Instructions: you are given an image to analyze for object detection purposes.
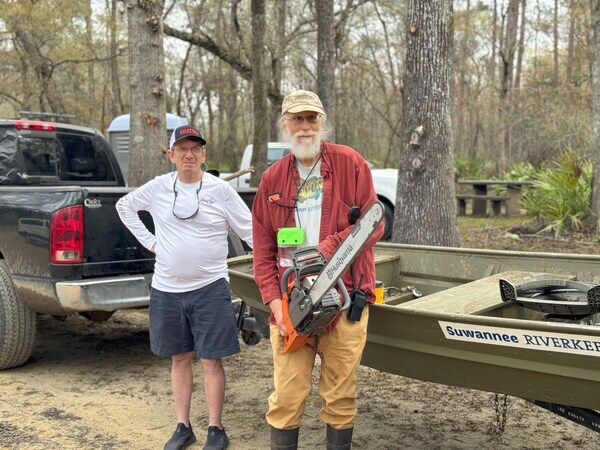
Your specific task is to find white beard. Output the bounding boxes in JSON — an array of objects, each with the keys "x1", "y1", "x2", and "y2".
[{"x1": 285, "y1": 129, "x2": 323, "y2": 162}]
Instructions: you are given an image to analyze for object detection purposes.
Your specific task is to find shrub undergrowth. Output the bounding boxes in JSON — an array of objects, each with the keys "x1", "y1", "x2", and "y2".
[
  {"x1": 520, "y1": 151, "x2": 592, "y2": 237},
  {"x1": 454, "y1": 152, "x2": 593, "y2": 238}
]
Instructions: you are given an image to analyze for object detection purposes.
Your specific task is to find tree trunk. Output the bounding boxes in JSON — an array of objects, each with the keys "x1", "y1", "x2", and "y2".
[
  {"x1": 590, "y1": 0, "x2": 600, "y2": 232},
  {"x1": 553, "y1": 0, "x2": 559, "y2": 84},
  {"x1": 567, "y1": 0, "x2": 576, "y2": 84},
  {"x1": 84, "y1": 0, "x2": 95, "y2": 125},
  {"x1": 225, "y1": 64, "x2": 239, "y2": 172},
  {"x1": 512, "y1": 0, "x2": 527, "y2": 162},
  {"x1": 486, "y1": 0, "x2": 499, "y2": 162},
  {"x1": 499, "y1": 0, "x2": 519, "y2": 174},
  {"x1": 393, "y1": 0, "x2": 460, "y2": 247},
  {"x1": 126, "y1": 0, "x2": 168, "y2": 187},
  {"x1": 250, "y1": 0, "x2": 269, "y2": 187},
  {"x1": 13, "y1": 29, "x2": 64, "y2": 114},
  {"x1": 206, "y1": 87, "x2": 214, "y2": 151},
  {"x1": 270, "y1": 0, "x2": 286, "y2": 141},
  {"x1": 175, "y1": 44, "x2": 192, "y2": 117},
  {"x1": 225, "y1": 1, "x2": 241, "y2": 172},
  {"x1": 455, "y1": 0, "x2": 470, "y2": 158},
  {"x1": 109, "y1": 0, "x2": 124, "y2": 118},
  {"x1": 514, "y1": 0, "x2": 527, "y2": 90},
  {"x1": 317, "y1": 0, "x2": 336, "y2": 140}
]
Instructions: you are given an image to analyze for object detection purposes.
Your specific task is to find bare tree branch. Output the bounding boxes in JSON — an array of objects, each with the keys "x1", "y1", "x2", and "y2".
[{"x1": 164, "y1": 23, "x2": 283, "y2": 104}]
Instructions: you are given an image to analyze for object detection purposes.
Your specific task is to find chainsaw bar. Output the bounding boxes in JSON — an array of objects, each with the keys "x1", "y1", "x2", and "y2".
[{"x1": 306, "y1": 200, "x2": 384, "y2": 305}]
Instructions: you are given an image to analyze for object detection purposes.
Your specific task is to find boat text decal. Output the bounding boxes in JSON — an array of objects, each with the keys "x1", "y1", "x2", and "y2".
[{"x1": 438, "y1": 321, "x2": 600, "y2": 357}]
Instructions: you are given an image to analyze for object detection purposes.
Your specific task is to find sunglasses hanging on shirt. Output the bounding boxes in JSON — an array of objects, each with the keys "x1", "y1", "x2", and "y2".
[{"x1": 172, "y1": 176, "x2": 202, "y2": 220}]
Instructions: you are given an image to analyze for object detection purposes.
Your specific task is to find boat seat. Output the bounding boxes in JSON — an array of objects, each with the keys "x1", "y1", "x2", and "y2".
[{"x1": 399, "y1": 271, "x2": 576, "y2": 315}]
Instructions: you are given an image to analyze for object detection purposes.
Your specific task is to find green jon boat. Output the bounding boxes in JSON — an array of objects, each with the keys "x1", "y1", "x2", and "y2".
[{"x1": 227, "y1": 242, "x2": 600, "y2": 430}]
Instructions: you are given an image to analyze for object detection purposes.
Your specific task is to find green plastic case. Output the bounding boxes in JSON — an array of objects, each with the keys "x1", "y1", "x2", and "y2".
[{"x1": 277, "y1": 227, "x2": 305, "y2": 246}]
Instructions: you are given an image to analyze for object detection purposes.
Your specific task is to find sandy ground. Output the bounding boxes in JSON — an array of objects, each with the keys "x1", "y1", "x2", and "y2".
[{"x1": 0, "y1": 307, "x2": 599, "y2": 450}]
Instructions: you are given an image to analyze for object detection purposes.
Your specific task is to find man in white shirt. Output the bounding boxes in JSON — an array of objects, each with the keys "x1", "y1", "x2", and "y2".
[{"x1": 116, "y1": 125, "x2": 252, "y2": 450}]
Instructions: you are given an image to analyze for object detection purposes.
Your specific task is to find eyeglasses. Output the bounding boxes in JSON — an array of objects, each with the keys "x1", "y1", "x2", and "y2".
[
  {"x1": 172, "y1": 177, "x2": 202, "y2": 220},
  {"x1": 172, "y1": 145, "x2": 204, "y2": 154},
  {"x1": 284, "y1": 114, "x2": 322, "y2": 125}
]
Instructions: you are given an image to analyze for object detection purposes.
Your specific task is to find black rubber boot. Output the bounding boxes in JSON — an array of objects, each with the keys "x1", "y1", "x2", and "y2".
[
  {"x1": 326, "y1": 425, "x2": 353, "y2": 450},
  {"x1": 270, "y1": 426, "x2": 299, "y2": 450}
]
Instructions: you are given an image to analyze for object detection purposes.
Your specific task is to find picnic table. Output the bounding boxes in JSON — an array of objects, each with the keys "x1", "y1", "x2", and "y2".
[{"x1": 456, "y1": 180, "x2": 534, "y2": 216}]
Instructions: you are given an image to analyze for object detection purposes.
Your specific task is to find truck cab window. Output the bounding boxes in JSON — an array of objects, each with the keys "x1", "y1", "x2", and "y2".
[
  {"x1": 58, "y1": 134, "x2": 116, "y2": 182},
  {"x1": 19, "y1": 138, "x2": 58, "y2": 177}
]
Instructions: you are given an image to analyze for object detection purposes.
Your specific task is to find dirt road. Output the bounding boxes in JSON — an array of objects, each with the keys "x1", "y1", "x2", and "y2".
[{"x1": 0, "y1": 308, "x2": 598, "y2": 449}]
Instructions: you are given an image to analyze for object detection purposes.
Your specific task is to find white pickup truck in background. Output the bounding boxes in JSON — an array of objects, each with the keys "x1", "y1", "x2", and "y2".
[{"x1": 223, "y1": 142, "x2": 397, "y2": 239}]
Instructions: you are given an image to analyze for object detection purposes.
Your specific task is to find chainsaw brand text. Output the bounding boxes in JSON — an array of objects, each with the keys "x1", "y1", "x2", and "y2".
[{"x1": 326, "y1": 244, "x2": 353, "y2": 280}]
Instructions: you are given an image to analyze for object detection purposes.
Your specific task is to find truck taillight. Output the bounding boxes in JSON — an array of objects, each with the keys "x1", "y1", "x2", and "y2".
[
  {"x1": 50, "y1": 205, "x2": 84, "y2": 264},
  {"x1": 15, "y1": 120, "x2": 57, "y2": 131}
]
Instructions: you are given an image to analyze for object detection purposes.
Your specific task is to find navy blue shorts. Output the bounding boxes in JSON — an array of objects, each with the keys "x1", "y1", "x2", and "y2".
[{"x1": 149, "y1": 278, "x2": 240, "y2": 359}]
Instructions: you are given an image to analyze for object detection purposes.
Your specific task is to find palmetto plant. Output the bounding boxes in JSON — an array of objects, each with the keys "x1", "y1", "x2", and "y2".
[
  {"x1": 504, "y1": 162, "x2": 540, "y2": 182},
  {"x1": 454, "y1": 158, "x2": 497, "y2": 180},
  {"x1": 521, "y1": 151, "x2": 592, "y2": 237}
]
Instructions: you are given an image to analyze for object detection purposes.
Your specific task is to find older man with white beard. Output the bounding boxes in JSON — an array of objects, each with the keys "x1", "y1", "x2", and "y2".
[{"x1": 251, "y1": 90, "x2": 384, "y2": 450}]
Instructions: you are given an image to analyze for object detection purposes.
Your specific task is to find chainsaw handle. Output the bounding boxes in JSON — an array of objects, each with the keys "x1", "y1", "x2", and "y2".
[
  {"x1": 337, "y1": 278, "x2": 352, "y2": 311},
  {"x1": 292, "y1": 247, "x2": 326, "y2": 278},
  {"x1": 280, "y1": 266, "x2": 295, "y2": 296}
]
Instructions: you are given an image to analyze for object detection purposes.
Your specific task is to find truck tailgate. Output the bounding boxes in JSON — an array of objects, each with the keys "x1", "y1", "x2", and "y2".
[{"x1": 82, "y1": 187, "x2": 154, "y2": 277}]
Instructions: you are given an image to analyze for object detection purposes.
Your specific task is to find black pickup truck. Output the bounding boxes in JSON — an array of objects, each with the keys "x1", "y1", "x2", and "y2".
[{"x1": 0, "y1": 118, "x2": 155, "y2": 370}]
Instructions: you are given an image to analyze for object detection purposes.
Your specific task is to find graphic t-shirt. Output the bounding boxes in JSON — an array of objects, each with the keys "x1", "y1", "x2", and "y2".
[{"x1": 295, "y1": 159, "x2": 323, "y2": 246}]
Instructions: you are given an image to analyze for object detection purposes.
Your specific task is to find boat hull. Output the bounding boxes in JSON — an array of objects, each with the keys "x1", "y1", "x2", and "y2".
[
  {"x1": 365, "y1": 303, "x2": 600, "y2": 410},
  {"x1": 227, "y1": 243, "x2": 600, "y2": 410}
]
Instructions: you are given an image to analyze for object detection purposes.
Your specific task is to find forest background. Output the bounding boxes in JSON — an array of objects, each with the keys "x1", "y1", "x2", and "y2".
[
  {"x1": 0, "y1": 0, "x2": 593, "y2": 170},
  {"x1": 1, "y1": 0, "x2": 599, "y2": 244}
]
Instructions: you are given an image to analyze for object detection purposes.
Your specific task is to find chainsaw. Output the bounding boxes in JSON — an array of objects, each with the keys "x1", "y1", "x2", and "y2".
[{"x1": 280, "y1": 201, "x2": 385, "y2": 353}]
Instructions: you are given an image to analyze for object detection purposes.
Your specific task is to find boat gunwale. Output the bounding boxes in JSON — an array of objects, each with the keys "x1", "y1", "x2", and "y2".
[
  {"x1": 227, "y1": 245, "x2": 600, "y2": 337},
  {"x1": 376, "y1": 241, "x2": 600, "y2": 262},
  {"x1": 375, "y1": 302, "x2": 600, "y2": 336}
]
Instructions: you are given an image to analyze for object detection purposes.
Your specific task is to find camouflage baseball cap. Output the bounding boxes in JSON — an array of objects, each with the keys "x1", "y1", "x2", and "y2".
[{"x1": 281, "y1": 90, "x2": 326, "y2": 116}]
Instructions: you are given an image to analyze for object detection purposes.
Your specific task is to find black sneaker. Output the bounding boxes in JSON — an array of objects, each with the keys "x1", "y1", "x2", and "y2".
[
  {"x1": 203, "y1": 426, "x2": 229, "y2": 450},
  {"x1": 164, "y1": 423, "x2": 197, "y2": 450}
]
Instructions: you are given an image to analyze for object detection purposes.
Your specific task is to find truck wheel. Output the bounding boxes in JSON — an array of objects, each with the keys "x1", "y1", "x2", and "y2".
[
  {"x1": 241, "y1": 329, "x2": 261, "y2": 346},
  {"x1": 0, "y1": 261, "x2": 36, "y2": 370}
]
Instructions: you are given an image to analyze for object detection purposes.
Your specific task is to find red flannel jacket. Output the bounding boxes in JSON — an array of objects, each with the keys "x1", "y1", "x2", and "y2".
[{"x1": 251, "y1": 141, "x2": 384, "y2": 307}]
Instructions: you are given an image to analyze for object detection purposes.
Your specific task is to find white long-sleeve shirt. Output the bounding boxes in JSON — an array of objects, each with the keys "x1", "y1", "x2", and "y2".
[{"x1": 116, "y1": 171, "x2": 253, "y2": 292}]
